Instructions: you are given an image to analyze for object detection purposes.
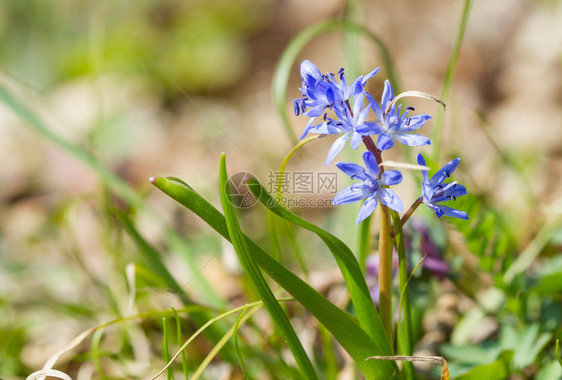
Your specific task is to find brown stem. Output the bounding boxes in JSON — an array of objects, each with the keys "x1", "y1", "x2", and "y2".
[
  {"x1": 378, "y1": 203, "x2": 394, "y2": 347},
  {"x1": 400, "y1": 197, "x2": 423, "y2": 227},
  {"x1": 361, "y1": 136, "x2": 384, "y2": 177}
]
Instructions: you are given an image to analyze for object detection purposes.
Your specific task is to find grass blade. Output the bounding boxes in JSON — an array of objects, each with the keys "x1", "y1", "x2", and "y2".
[
  {"x1": 219, "y1": 154, "x2": 318, "y2": 380},
  {"x1": 430, "y1": 0, "x2": 472, "y2": 162},
  {"x1": 246, "y1": 178, "x2": 392, "y2": 355},
  {"x1": 151, "y1": 176, "x2": 396, "y2": 379}
]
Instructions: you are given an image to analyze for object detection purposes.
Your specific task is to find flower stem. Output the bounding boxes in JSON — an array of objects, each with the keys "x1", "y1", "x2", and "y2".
[
  {"x1": 363, "y1": 134, "x2": 394, "y2": 346},
  {"x1": 378, "y1": 203, "x2": 394, "y2": 347},
  {"x1": 401, "y1": 197, "x2": 423, "y2": 227},
  {"x1": 362, "y1": 136, "x2": 384, "y2": 174}
]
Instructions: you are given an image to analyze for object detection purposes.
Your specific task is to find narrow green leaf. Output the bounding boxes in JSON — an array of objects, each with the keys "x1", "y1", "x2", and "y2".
[
  {"x1": 431, "y1": 0, "x2": 472, "y2": 162},
  {"x1": 172, "y1": 308, "x2": 189, "y2": 380},
  {"x1": 116, "y1": 210, "x2": 188, "y2": 301},
  {"x1": 272, "y1": 20, "x2": 399, "y2": 144},
  {"x1": 233, "y1": 307, "x2": 252, "y2": 380},
  {"x1": 391, "y1": 210, "x2": 414, "y2": 380},
  {"x1": 246, "y1": 178, "x2": 392, "y2": 355},
  {"x1": 358, "y1": 215, "x2": 372, "y2": 273},
  {"x1": 162, "y1": 317, "x2": 174, "y2": 380},
  {"x1": 151, "y1": 176, "x2": 396, "y2": 379},
  {"x1": 219, "y1": 154, "x2": 318, "y2": 380}
]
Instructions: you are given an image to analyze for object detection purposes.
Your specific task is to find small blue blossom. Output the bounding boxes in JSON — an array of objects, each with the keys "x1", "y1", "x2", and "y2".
[
  {"x1": 304, "y1": 92, "x2": 371, "y2": 165},
  {"x1": 333, "y1": 151, "x2": 404, "y2": 223},
  {"x1": 417, "y1": 154, "x2": 468, "y2": 220},
  {"x1": 356, "y1": 80, "x2": 431, "y2": 151},
  {"x1": 294, "y1": 60, "x2": 379, "y2": 164}
]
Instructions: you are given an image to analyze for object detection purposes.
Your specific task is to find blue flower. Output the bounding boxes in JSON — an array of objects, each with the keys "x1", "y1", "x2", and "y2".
[
  {"x1": 294, "y1": 61, "x2": 379, "y2": 164},
  {"x1": 303, "y1": 92, "x2": 371, "y2": 165},
  {"x1": 333, "y1": 151, "x2": 404, "y2": 223},
  {"x1": 417, "y1": 154, "x2": 468, "y2": 219},
  {"x1": 356, "y1": 80, "x2": 431, "y2": 151},
  {"x1": 294, "y1": 60, "x2": 379, "y2": 118}
]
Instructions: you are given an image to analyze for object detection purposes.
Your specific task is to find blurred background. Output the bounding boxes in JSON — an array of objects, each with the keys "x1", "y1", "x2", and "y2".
[{"x1": 1, "y1": 0, "x2": 561, "y2": 378}]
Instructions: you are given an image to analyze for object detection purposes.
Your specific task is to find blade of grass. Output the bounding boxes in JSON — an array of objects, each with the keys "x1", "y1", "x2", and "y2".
[
  {"x1": 358, "y1": 215, "x2": 372, "y2": 272},
  {"x1": 247, "y1": 177, "x2": 392, "y2": 355},
  {"x1": 116, "y1": 210, "x2": 188, "y2": 302},
  {"x1": 172, "y1": 308, "x2": 189, "y2": 380},
  {"x1": 162, "y1": 317, "x2": 174, "y2": 380},
  {"x1": 273, "y1": 20, "x2": 399, "y2": 144},
  {"x1": 190, "y1": 305, "x2": 261, "y2": 380},
  {"x1": 233, "y1": 307, "x2": 252, "y2": 380},
  {"x1": 430, "y1": 0, "x2": 472, "y2": 162},
  {"x1": 151, "y1": 176, "x2": 396, "y2": 379},
  {"x1": 152, "y1": 300, "x2": 275, "y2": 380},
  {"x1": 318, "y1": 324, "x2": 338, "y2": 380},
  {"x1": 219, "y1": 154, "x2": 318, "y2": 380},
  {"x1": 268, "y1": 135, "x2": 322, "y2": 275}
]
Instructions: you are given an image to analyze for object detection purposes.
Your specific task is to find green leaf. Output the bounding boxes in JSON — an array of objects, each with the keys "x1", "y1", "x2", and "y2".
[
  {"x1": 151, "y1": 175, "x2": 396, "y2": 379},
  {"x1": 218, "y1": 154, "x2": 318, "y2": 380},
  {"x1": 452, "y1": 353, "x2": 510, "y2": 380},
  {"x1": 272, "y1": 20, "x2": 399, "y2": 144},
  {"x1": 246, "y1": 177, "x2": 392, "y2": 356},
  {"x1": 532, "y1": 272, "x2": 562, "y2": 296},
  {"x1": 536, "y1": 360, "x2": 562, "y2": 380},
  {"x1": 116, "y1": 210, "x2": 188, "y2": 301}
]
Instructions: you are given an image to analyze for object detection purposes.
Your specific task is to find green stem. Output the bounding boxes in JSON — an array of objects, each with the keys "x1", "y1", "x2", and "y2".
[{"x1": 391, "y1": 210, "x2": 414, "y2": 380}]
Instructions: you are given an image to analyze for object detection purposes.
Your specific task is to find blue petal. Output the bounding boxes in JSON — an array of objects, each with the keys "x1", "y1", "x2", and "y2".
[
  {"x1": 381, "y1": 80, "x2": 394, "y2": 109},
  {"x1": 381, "y1": 170, "x2": 403, "y2": 186},
  {"x1": 355, "y1": 105, "x2": 371, "y2": 126},
  {"x1": 430, "y1": 158, "x2": 460, "y2": 187},
  {"x1": 444, "y1": 183, "x2": 467, "y2": 197},
  {"x1": 432, "y1": 204, "x2": 468, "y2": 219},
  {"x1": 304, "y1": 105, "x2": 326, "y2": 118},
  {"x1": 400, "y1": 114, "x2": 431, "y2": 132},
  {"x1": 307, "y1": 121, "x2": 343, "y2": 135},
  {"x1": 301, "y1": 60, "x2": 322, "y2": 81},
  {"x1": 417, "y1": 153, "x2": 430, "y2": 183},
  {"x1": 352, "y1": 92, "x2": 364, "y2": 115},
  {"x1": 365, "y1": 92, "x2": 384, "y2": 122},
  {"x1": 333, "y1": 183, "x2": 371, "y2": 205},
  {"x1": 377, "y1": 133, "x2": 395, "y2": 150},
  {"x1": 335, "y1": 162, "x2": 368, "y2": 181},
  {"x1": 393, "y1": 133, "x2": 431, "y2": 147},
  {"x1": 362, "y1": 151, "x2": 379, "y2": 179},
  {"x1": 380, "y1": 188, "x2": 403, "y2": 212},
  {"x1": 421, "y1": 181, "x2": 433, "y2": 202},
  {"x1": 325, "y1": 133, "x2": 350, "y2": 165},
  {"x1": 356, "y1": 196, "x2": 378, "y2": 223},
  {"x1": 350, "y1": 131, "x2": 363, "y2": 149},
  {"x1": 356, "y1": 122, "x2": 385, "y2": 135},
  {"x1": 362, "y1": 67, "x2": 380, "y2": 83}
]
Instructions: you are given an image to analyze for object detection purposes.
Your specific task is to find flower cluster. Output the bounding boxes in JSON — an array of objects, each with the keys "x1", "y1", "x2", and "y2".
[{"x1": 294, "y1": 60, "x2": 468, "y2": 223}]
